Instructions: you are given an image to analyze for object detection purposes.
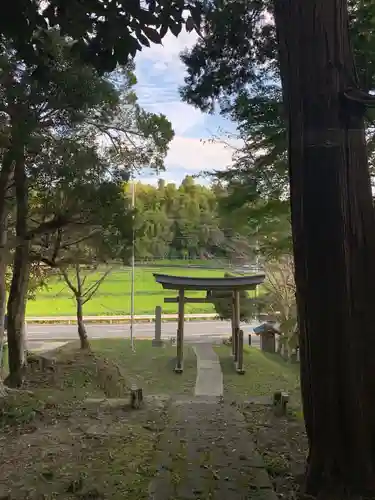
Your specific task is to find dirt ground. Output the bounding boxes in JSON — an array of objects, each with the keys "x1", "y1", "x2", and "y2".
[
  {"x1": 0, "y1": 347, "x2": 171, "y2": 500},
  {"x1": 215, "y1": 345, "x2": 308, "y2": 500},
  {"x1": 1, "y1": 342, "x2": 308, "y2": 500},
  {"x1": 241, "y1": 404, "x2": 307, "y2": 500}
]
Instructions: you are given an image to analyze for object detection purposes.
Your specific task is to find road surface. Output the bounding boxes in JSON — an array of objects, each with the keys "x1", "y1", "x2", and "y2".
[{"x1": 26, "y1": 320, "x2": 261, "y2": 349}]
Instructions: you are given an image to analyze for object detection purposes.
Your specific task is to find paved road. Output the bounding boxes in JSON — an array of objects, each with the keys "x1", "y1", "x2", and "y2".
[{"x1": 26, "y1": 320, "x2": 261, "y2": 348}]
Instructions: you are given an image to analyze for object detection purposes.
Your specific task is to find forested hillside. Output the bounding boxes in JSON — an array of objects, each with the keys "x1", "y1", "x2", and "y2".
[{"x1": 130, "y1": 176, "x2": 263, "y2": 263}]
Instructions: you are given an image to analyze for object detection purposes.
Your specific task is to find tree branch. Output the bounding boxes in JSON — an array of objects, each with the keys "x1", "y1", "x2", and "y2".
[
  {"x1": 51, "y1": 228, "x2": 62, "y2": 263},
  {"x1": 59, "y1": 228, "x2": 100, "y2": 250},
  {"x1": 82, "y1": 268, "x2": 112, "y2": 304},
  {"x1": 60, "y1": 268, "x2": 78, "y2": 296},
  {"x1": 26, "y1": 214, "x2": 73, "y2": 240},
  {"x1": 75, "y1": 263, "x2": 82, "y2": 295}
]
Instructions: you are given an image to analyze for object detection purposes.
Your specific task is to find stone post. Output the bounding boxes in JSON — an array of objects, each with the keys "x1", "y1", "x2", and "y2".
[
  {"x1": 231, "y1": 291, "x2": 236, "y2": 358},
  {"x1": 236, "y1": 329, "x2": 245, "y2": 374},
  {"x1": 175, "y1": 289, "x2": 184, "y2": 373},
  {"x1": 152, "y1": 306, "x2": 163, "y2": 347}
]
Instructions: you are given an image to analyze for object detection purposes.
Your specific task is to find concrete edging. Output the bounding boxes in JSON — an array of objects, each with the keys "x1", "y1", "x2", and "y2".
[{"x1": 25, "y1": 313, "x2": 219, "y2": 325}]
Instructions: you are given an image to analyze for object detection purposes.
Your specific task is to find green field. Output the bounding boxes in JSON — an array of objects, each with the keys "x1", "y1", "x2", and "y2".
[{"x1": 27, "y1": 265, "x2": 253, "y2": 317}]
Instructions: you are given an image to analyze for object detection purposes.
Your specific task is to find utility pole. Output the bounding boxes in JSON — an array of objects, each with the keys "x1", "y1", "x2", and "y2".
[{"x1": 130, "y1": 178, "x2": 136, "y2": 352}]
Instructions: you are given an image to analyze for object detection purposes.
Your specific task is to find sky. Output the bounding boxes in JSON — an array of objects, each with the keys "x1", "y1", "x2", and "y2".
[{"x1": 134, "y1": 30, "x2": 239, "y2": 186}]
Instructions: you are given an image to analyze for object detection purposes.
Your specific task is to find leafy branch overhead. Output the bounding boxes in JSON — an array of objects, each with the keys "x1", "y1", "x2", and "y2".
[
  {"x1": 0, "y1": 31, "x2": 174, "y2": 381},
  {"x1": 1, "y1": 0, "x2": 202, "y2": 72},
  {"x1": 180, "y1": 0, "x2": 375, "y2": 246}
]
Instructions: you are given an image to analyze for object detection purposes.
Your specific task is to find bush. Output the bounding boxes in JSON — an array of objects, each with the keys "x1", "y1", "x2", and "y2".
[{"x1": 209, "y1": 273, "x2": 257, "y2": 321}]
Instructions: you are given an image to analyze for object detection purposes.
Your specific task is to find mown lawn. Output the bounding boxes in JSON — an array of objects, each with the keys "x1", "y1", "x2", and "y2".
[
  {"x1": 27, "y1": 265, "x2": 227, "y2": 316},
  {"x1": 215, "y1": 344, "x2": 301, "y2": 406},
  {"x1": 92, "y1": 339, "x2": 197, "y2": 396}
]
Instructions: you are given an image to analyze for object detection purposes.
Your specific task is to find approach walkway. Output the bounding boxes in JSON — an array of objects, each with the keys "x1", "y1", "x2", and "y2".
[{"x1": 148, "y1": 343, "x2": 277, "y2": 500}]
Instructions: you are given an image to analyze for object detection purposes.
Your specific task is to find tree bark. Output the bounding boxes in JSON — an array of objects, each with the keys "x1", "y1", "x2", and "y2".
[
  {"x1": 5, "y1": 151, "x2": 29, "y2": 387},
  {"x1": 76, "y1": 296, "x2": 89, "y2": 349},
  {"x1": 274, "y1": 0, "x2": 375, "y2": 496},
  {"x1": 0, "y1": 215, "x2": 8, "y2": 387},
  {"x1": 0, "y1": 151, "x2": 14, "y2": 350}
]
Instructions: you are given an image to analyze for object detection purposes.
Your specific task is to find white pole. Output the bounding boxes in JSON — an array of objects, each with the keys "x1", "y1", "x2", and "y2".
[{"x1": 130, "y1": 179, "x2": 136, "y2": 351}]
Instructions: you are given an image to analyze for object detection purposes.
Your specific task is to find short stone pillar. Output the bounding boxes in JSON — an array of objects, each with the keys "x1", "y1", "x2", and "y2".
[
  {"x1": 291, "y1": 347, "x2": 300, "y2": 363},
  {"x1": 152, "y1": 306, "x2": 163, "y2": 347},
  {"x1": 236, "y1": 329, "x2": 245, "y2": 374},
  {"x1": 260, "y1": 330, "x2": 276, "y2": 353}
]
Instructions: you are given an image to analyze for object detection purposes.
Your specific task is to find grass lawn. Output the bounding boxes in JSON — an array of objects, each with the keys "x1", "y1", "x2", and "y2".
[
  {"x1": 27, "y1": 265, "x2": 229, "y2": 317},
  {"x1": 92, "y1": 339, "x2": 197, "y2": 396},
  {"x1": 215, "y1": 344, "x2": 301, "y2": 405},
  {"x1": 0, "y1": 339, "x2": 196, "y2": 499}
]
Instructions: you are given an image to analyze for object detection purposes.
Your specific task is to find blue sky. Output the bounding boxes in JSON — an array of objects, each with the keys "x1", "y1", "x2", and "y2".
[{"x1": 134, "y1": 30, "x2": 240, "y2": 185}]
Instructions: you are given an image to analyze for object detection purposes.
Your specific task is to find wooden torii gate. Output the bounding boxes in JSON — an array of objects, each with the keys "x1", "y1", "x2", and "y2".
[{"x1": 153, "y1": 273, "x2": 265, "y2": 374}]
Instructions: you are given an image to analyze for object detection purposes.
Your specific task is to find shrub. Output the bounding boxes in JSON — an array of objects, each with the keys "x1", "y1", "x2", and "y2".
[{"x1": 209, "y1": 273, "x2": 257, "y2": 321}]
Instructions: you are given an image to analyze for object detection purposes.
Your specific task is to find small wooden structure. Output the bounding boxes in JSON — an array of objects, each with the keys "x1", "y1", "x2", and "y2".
[
  {"x1": 153, "y1": 273, "x2": 265, "y2": 374},
  {"x1": 253, "y1": 322, "x2": 280, "y2": 353}
]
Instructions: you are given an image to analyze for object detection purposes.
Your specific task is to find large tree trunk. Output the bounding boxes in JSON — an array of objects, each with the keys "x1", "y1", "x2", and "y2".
[
  {"x1": 0, "y1": 150, "x2": 14, "y2": 344},
  {"x1": 0, "y1": 146, "x2": 16, "y2": 394},
  {"x1": 274, "y1": 0, "x2": 375, "y2": 496},
  {"x1": 5, "y1": 152, "x2": 29, "y2": 388},
  {"x1": 6, "y1": 243, "x2": 30, "y2": 387},
  {"x1": 0, "y1": 216, "x2": 8, "y2": 388},
  {"x1": 76, "y1": 296, "x2": 89, "y2": 349}
]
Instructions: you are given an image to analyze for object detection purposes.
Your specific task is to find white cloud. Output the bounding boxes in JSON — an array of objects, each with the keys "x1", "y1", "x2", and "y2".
[
  {"x1": 137, "y1": 175, "x2": 180, "y2": 186},
  {"x1": 155, "y1": 102, "x2": 205, "y2": 136},
  {"x1": 136, "y1": 30, "x2": 198, "y2": 76},
  {"x1": 134, "y1": 30, "x2": 241, "y2": 181},
  {"x1": 165, "y1": 136, "x2": 243, "y2": 173},
  {"x1": 134, "y1": 30, "x2": 206, "y2": 136}
]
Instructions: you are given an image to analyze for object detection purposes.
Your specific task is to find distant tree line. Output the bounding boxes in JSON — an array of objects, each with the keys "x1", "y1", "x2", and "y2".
[{"x1": 131, "y1": 176, "x2": 262, "y2": 263}]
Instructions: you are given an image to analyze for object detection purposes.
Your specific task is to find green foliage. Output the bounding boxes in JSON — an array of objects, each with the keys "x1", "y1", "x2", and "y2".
[
  {"x1": 0, "y1": 30, "x2": 175, "y2": 342},
  {"x1": 210, "y1": 273, "x2": 257, "y2": 322},
  {"x1": 0, "y1": 1, "x2": 202, "y2": 73},
  {"x1": 131, "y1": 176, "x2": 233, "y2": 261},
  {"x1": 18, "y1": 35, "x2": 174, "y2": 272},
  {"x1": 180, "y1": 0, "x2": 375, "y2": 253}
]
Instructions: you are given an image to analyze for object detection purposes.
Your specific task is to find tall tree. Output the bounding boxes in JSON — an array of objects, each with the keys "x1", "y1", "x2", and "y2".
[
  {"x1": 181, "y1": 0, "x2": 375, "y2": 257},
  {"x1": 1, "y1": 33, "x2": 173, "y2": 386},
  {"x1": 0, "y1": 33, "x2": 117, "y2": 386},
  {"x1": 274, "y1": 1, "x2": 375, "y2": 495},
  {"x1": 181, "y1": 0, "x2": 375, "y2": 496}
]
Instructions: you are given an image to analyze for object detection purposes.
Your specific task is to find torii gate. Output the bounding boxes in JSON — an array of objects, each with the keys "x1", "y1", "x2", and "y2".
[{"x1": 153, "y1": 273, "x2": 265, "y2": 374}]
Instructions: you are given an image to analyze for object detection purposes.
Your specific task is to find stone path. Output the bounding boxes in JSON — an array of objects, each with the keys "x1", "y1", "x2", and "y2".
[
  {"x1": 27, "y1": 341, "x2": 68, "y2": 352},
  {"x1": 149, "y1": 343, "x2": 277, "y2": 500},
  {"x1": 193, "y1": 344, "x2": 223, "y2": 397}
]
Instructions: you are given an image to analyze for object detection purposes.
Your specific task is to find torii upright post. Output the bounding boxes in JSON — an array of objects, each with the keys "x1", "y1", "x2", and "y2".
[
  {"x1": 231, "y1": 291, "x2": 237, "y2": 359},
  {"x1": 233, "y1": 290, "x2": 240, "y2": 364},
  {"x1": 175, "y1": 288, "x2": 184, "y2": 373},
  {"x1": 233, "y1": 290, "x2": 245, "y2": 373}
]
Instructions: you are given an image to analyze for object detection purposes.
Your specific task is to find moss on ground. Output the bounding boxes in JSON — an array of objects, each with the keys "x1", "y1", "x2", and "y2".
[
  {"x1": 215, "y1": 344, "x2": 307, "y2": 498},
  {"x1": 0, "y1": 341, "x2": 182, "y2": 500},
  {"x1": 92, "y1": 339, "x2": 197, "y2": 396},
  {"x1": 215, "y1": 344, "x2": 301, "y2": 406}
]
